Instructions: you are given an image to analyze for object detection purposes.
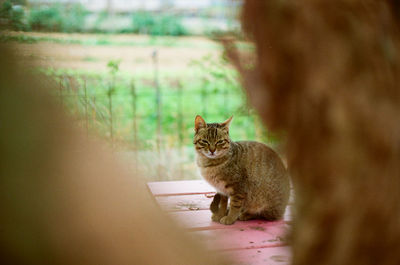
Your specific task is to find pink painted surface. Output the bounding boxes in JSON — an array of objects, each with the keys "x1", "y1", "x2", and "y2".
[
  {"x1": 147, "y1": 180, "x2": 292, "y2": 265},
  {"x1": 169, "y1": 209, "x2": 291, "y2": 230},
  {"x1": 156, "y1": 194, "x2": 294, "y2": 212},
  {"x1": 156, "y1": 194, "x2": 213, "y2": 211},
  {"x1": 193, "y1": 224, "x2": 289, "y2": 250},
  {"x1": 224, "y1": 246, "x2": 291, "y2": 265},
  {"x1": 149, "y1": 180, "x2": 294, "y2": 204}
]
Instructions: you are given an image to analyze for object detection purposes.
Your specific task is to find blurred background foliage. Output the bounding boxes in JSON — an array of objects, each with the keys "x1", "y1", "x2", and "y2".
[
  {"x1": 0, "y1": 0, "x2": 241, "y2": 35},
  {"x1": 28, "y1": 3, "x2": 88, "y2": 32},
  {"x1": 0, "y1": 0, "x2": 280, "y2": 180}
]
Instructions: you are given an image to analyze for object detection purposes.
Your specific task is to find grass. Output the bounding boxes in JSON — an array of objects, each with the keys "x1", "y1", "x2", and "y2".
[
  {"x1": 11, "y1": 32, "x2": 269, "y2": 150},
  {"x1": 41, "y1": 55, "x2": 276, "y2": 152},
  {"x1": 1, "y1": 32, "x2": 253, "y2": 50},
  {"x1": 0, "y1": 33, "x2": 214, "y2": 47},
  {"x1": 47, "y1": 63, "x2": 277, "y2": 181},
  {"x1": 82, "y1": 56, "x2": 100, "y2": 62}
]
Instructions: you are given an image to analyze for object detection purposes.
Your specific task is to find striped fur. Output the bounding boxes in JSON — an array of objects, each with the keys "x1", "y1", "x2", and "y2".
[{"x1": 194, "y1": 115, "x2": 290, "y2": 225}]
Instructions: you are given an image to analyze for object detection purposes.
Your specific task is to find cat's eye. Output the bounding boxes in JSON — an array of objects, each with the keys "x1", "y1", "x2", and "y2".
[
  {"x1": 216, "y1": 140, "x2": 225, "y2": 145},
  {"x1": 200, "y1": 140, "x2": 209, "y2": 145}
]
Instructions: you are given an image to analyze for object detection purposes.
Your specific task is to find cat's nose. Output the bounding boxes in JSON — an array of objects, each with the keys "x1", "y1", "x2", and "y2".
[{"x1": 209, "y1": 147, "x2": 216, "y2": 154}]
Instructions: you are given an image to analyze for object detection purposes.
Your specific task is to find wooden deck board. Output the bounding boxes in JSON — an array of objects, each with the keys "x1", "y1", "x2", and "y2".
[
  {"x1": 155, "y1": 194, "x2": 213, "y2": 211},
  {"x1": 147, "y1": 180, "x2": 292, "y2": 265},
  {"x1": 192, "y1": 225, "x2": 289, "y2": 250},
  {"x1": 225, "y1": 246, "x2": 291, "y2": 265},
  {"x1": 148, "y1": 180, "x2": 215, "y2": 196},
  {"x1": 168, "y1": 209, "x2": 291, "y2": 230},
  {"x1": 156, "y1": 194, "x2": 294, "y2": 212}
]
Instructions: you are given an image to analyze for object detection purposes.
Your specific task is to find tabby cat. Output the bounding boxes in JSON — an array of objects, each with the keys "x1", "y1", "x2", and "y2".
[{"x1": 193, "y1": 115, "x2": 290, "y2": 225}]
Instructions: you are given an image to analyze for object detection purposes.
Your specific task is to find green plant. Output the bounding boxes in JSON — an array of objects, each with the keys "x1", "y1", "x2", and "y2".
[
  {"x1": 107, "y1": 59, "x2": 121, "y2": 75},
  {"x1": 93, "y1": 10, "x2": 108, "y2": 32},
  {"x1": 42, "y1": 52, "x2": 275, "y2": 151},
  {"x1": 0, "y1": 34, "x2": 36, "y2": 43},
  {"x1": 28, "y1": 4, "x2": 62, "y2": 31},
  {"x1": 63, "y1": 3, "x2": 87, "y2": 32},
  {"x1": 28, "y1": 3, "x2": 88, "y2": 32},
  {"x1": 0, "y1": 0, "x2": 28, "y2": 31},
  {"x1": 130, "y1": 11, "x2": 187, "y2": 36}
]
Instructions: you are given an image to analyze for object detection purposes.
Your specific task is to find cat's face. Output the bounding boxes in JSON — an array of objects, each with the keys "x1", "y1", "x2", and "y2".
[{"x1": 193, "y1": 115, "x2": 232, "y2": 159}]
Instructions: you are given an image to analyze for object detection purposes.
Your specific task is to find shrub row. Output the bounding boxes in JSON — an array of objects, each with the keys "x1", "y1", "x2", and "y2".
[{"x1": 0, "y1": 1, "x2": 188, "y2": 35}]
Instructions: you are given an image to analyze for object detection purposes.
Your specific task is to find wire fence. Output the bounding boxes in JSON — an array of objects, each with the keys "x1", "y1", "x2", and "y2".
[
  {"x1": 49, "y1": 57, "x2": 275, "y2": 180},
  {"x1": 57, "y1": 76, "x2": 268, "y2": 143}
]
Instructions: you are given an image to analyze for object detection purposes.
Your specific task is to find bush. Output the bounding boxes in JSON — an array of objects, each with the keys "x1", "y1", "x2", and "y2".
[
  {"x1": 130, "y1": 11, "x2": 187, "y2": 36},
  {"x1": 0, "y1": 0, "x2": 28, "y2": 31},
  {"x1": 28, "y1": 3, "x2": 87, "y2": 32}
]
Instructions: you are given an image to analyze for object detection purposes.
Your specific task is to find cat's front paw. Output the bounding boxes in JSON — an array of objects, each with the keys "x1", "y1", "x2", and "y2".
[
  {"x1": 211, "y1": 213, "x2": 224, "y2": 222},
  {"x1": 219, "y1": 216, "x2": 236, "y2": 225}
]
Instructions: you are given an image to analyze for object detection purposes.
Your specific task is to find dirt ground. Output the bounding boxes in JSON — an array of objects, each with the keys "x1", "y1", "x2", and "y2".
[{"x1": 11, "y1": 32, "x2": 222, "y2": 73}]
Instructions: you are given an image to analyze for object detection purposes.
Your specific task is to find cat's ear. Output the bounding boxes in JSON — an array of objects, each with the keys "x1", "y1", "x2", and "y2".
[
  {"x1": 221, "y1": 116, "x2": 233, "y2": 131},
  {"x1": 195, "y1": 115, "x2": 207, "y2": 132}
]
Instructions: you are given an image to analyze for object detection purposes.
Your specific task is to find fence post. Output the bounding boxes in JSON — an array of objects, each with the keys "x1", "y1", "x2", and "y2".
[
  {"x1": 59, "y1": 76, "x2": 63, "y2": 107},
  {"x1": 201, "y1": 77, "x2": 208, "y2": 118},
  {"x1": 152, "y1": 50, "x2": 164, "y2": 179},
  {"x1": 130, "y1": 79, "x2": 139, "y2": 170},
  {"x1": 177, "y1": 81, "x2": 184, "y2": 151},
  {"x1": 130, "y1": 79, "x2": 138, "y2": 148},
  {"x1": 223, "y1": 73, "x2": 230, "y2": 115},
  {"x1": 92, "y1": 95, "x2": 96, "y2": 123},
  {"x1": 152, "y1": 50, "x2": 162, "y2": 155},
  {"x1": 83, "y1": 76, "x2": 89, "y2": 138},
  {"x1": 177, "y1": 81, "x2": 184, "y2": 178},
  {"x1": 108, "y1": 79, "x2": 114, "y2": 146}
]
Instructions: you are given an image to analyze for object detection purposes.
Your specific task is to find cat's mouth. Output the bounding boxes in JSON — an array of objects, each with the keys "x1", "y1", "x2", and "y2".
[{"x1": 202, "y1": 151, "x2": 220, "y2": 159}]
